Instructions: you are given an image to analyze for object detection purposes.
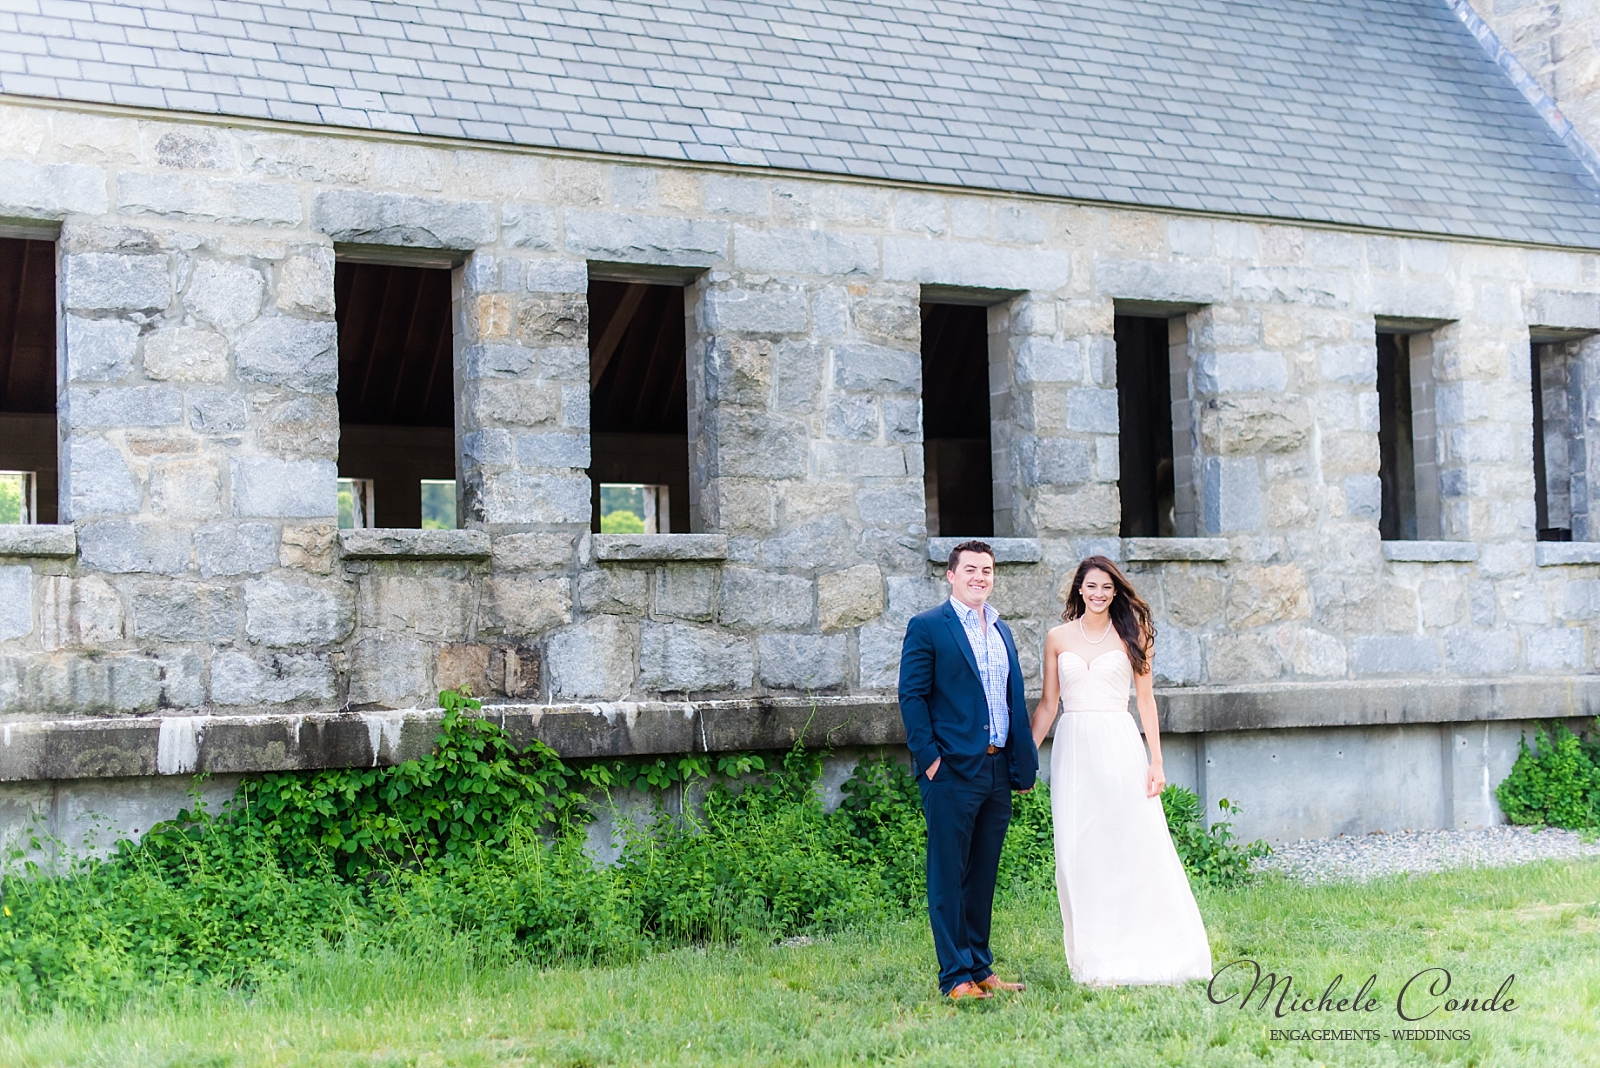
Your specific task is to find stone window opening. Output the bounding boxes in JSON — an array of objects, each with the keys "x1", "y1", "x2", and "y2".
[
  {"x1": 337, "y1": 476, "x2": 375, "y2": 529},
  {"x1": 1530, "y1": 328, "x2": 1597, "y2": 542},
  {"x1": 0, "y1": 237, "x2": 57, "y2": 524},
  {"x1": 587, "y1": 275, "x2": 691, "y2": 534},
  {"x1": 920, "y1": 302, "x2": 994, "y2": 537},
  {"x1": 598, "y1": 482, "x2": 669, "y2": 534},
  {"x1": 1115, "y1": 310, "x2": 1195, "y2": 537},
  {"x1": 1375, "y1": 326, "x2": 1441, "y2": 541},
  {"x1": 333, "y1": 259, "x2": 459, "y2": 530}
]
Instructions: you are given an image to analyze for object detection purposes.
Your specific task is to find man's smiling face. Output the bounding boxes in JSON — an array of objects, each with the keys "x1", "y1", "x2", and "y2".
[{"x1": 947, "y1": 550, "x2": 995, "y2": 608}]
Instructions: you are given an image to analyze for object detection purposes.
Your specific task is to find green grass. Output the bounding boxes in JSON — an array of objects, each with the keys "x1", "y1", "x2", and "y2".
[{"x1": 2, "y1": 858, "x2": 1595, "y2": 1067}]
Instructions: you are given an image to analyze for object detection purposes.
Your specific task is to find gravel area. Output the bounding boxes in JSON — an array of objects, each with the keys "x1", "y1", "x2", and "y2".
[{"x1": 1253, "y1": 826, "x2": 1600, "y2": 884}]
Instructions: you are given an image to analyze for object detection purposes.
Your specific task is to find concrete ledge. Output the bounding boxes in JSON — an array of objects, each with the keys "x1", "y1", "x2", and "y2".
[
  {"x1": 593, "y1": 534, "x2": 729, "y2": 562},
  {"x1": 1123, "y1": 537, "x2": 1229, "y2": 562},
  {"x1": 0, "y1": 697, "x2": 903, "y2": 781},
  {"x1": 2, "y1": 678, "x2": 1592, "y2": 783},
  {"x1": 1383, "y1": 540, "x2": 1479, "y2": 563},
  {"x1": 1156, "y1": 676, "x2": 1600, "y2": 733},
  {"x1": 339, "y1": 528, "x2": 492, "y2": 559},
  {"x1": 1535, "y1": 542, "x2": 1600, "y2": 566},
  {"x1": 0, "y1": 524, "x2": 77, "y2": 557},
  {"x1": 524, "y1": 697, "x2": 906, "y2": 759},
  {"x1": 926, "y1": 537, "x2": 1042, "y2": 564}
]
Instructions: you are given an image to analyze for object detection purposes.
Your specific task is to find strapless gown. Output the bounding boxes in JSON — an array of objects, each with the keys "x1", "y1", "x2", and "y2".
[{"x1": 1051, "y1": 648, "x2": 1212, "y2": 985}]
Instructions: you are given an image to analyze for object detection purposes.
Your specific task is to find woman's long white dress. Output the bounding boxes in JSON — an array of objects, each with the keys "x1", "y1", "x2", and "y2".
[{"x1": 1051, "y1": 648, "x2": 1212, "y2": 985}]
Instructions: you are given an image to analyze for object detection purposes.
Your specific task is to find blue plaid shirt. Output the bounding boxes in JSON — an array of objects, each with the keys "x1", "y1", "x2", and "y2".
[{"x1": 949, "y1": 597, "x2": 1010, "y2": 748}]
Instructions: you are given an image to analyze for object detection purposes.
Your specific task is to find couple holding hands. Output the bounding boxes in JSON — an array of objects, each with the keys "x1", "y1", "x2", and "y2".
[{"x1": 897, "y1": 542, "x2": 1212, "y2": 999}]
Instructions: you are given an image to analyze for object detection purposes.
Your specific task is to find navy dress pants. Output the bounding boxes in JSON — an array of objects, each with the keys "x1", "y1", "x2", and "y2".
[{"x1": 919, "y1": 748, "x2": 1013, "y2": 993}]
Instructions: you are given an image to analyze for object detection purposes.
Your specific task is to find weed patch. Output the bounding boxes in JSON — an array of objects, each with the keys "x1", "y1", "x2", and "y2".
[
  {"x1": 0, "y1": 690, "x2": 1259, "y2": 1014},
  {"x1": 1496, "y1": 720, "x2": 1600, "y2": 829}
]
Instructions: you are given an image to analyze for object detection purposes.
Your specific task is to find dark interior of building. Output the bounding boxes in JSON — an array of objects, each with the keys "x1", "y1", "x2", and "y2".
[
  {"x1": 588, "y1": 279, "x2": 691, "y2": 533},
  {"x1": 1376, "y1": 331, "x2": 1418, "y2": 541},
  {"x1": 1529, "y1": 340, "x2": 1571, "y2": 542},
  {"x1": 0, "y1": 238, "x2": 58, "y2": 524},
  {"x1": 1114, "y1": 315, "x2": 1175, "y2": 538},
  {"x1": 335, "y1": 261, "x2": 456, "y2": 528},
  {"x1": 920, "y1": 303, "x2": 993, "y2": 537}
]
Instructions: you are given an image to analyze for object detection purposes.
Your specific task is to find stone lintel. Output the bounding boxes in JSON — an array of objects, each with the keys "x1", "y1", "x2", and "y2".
[
  {"x1": 0, "y1": 524, "x2": 78, "y2": 557},
  {"x1": 593, "y1": 534, "x2": 729, "y2": 562},
  {"x1": 1375, "y1": 315, "x2": 1456, "y2": 335},
  {"x1": 338, "y1": 528, "x2": 493, "y2": 559},
  {"x1": 919, "y1": 283, "x2": 1022, "y2": 306},
  {"x1": 1, "y1": 680, "x2": 1591, "y2": 783},
  {"x1": 926, "y1": 537, "x2": 1042, "y2": 564},
  {"x1": 1382, "y1": 540, "x2": 1480, "y2": 563},
  {"x1": 312, "y1": 190, "x2": 495, "y2": 252},
  {"x1": 1535, "y1": 542, "x2": 1600, "y2": 566},
  {"x1": 1123, "y1": 537, "x2": 1229, "y2": 562},
  {"x1": 1113, "y1": 298, "x2": 1207, "y2": 317}
]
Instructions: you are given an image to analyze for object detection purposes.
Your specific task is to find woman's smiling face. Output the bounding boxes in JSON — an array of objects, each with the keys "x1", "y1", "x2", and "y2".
[{"x1": 1080, "y1": 569, "x2": 1116, "y2": 615}]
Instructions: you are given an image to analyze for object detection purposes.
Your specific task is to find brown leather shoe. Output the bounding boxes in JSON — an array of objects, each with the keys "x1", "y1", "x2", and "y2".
[
  {"x1": 947, "y1": 981, "x2": 994, "y2": 1001},
  {"x1": 976, "y1": 974, "x2": 1025, "y2": 993}
]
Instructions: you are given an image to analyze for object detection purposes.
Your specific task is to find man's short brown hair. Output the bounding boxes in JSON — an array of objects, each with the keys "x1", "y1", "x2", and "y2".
[{"x1": 947, "y1": 540, "x2": 996, "y2": 572}]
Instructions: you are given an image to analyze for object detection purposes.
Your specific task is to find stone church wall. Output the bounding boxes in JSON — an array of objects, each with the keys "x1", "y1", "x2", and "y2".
[{"x1": 1, "y1": 99, "x2": 1599, "y2": 843}]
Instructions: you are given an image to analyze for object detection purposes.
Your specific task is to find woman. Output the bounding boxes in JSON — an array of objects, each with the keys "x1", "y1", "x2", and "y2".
[{"x1": 1030, "y1": 555, "x2": 1212, "y2": 986}]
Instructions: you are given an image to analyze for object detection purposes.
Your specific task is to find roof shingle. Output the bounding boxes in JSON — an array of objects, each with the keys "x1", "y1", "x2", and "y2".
[{"x1": 4, "y1": 0, "x2": 1600, "y2": 246}]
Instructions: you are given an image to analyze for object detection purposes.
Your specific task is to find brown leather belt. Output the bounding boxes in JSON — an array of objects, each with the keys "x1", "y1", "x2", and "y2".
[{"x1": 986, "y1": 744, "x2": 999, "y2": 754}]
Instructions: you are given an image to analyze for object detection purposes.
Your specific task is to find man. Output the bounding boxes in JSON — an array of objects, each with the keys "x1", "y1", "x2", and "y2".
[{"x1": 898, "y1": 540, "x2": 1039, "y2": 1001}]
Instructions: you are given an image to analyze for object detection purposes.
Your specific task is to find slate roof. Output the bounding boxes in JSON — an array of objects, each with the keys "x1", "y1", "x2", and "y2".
[{"x1": 5, "y1": 0, "x2": 1600, "y2": 247}]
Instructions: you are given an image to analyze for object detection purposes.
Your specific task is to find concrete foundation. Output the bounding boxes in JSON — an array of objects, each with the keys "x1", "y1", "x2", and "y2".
[
  {"x1": 1039, "y1": 718, "x2": 1565, "y2": 844},
  {"x1": 0, "y1": 772, "x2": 239, "y2": 866}
]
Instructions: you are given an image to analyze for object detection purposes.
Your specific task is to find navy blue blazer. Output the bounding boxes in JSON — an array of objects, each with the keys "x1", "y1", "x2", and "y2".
[{"x1": 897, "y1": 601, "x2": 1039, "y2": 790}]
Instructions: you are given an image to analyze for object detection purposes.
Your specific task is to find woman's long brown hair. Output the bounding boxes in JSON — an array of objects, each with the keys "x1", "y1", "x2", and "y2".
[{"x1": 1061, "y1": 555, "x2": 1156, "y2": 676}]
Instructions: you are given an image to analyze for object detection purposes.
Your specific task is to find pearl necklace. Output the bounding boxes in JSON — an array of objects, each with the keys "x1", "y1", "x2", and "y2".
[{"x1": 1079, "y1": 617, "x2": 1114, "y2": 644}]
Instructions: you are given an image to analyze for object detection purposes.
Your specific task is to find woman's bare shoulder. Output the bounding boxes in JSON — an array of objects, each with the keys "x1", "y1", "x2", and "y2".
[{"x1": 1043, "y1": 622, "x2": 1074, "y2": 649}]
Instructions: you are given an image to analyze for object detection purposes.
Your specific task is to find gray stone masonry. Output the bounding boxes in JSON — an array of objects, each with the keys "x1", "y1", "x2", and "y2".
[
  {"x1": 1468, "y1": 1, "x2": 1600, "y2": 181},
  {"x1": 1384, "y1": 541, "x2": 1480, "y2": 563},
  {"x1": 1125, "y1": 537, "x2": 1229, "y2": 562},
  {"x1": 593, "y1": 535, "x2": 729, "y2": 562},
  {"x1": 338, "y1": 529, "x2": 492, "y2": 560},
  {"x1": 926, "y1": 537, "x2": 1042, "y2": 563},
  {"x1": 0, "y1": 101, "x2": 1597, "y2": 847},
  {"x1": 0, "y1": 526, "x2": 77, "y2": 558}
]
